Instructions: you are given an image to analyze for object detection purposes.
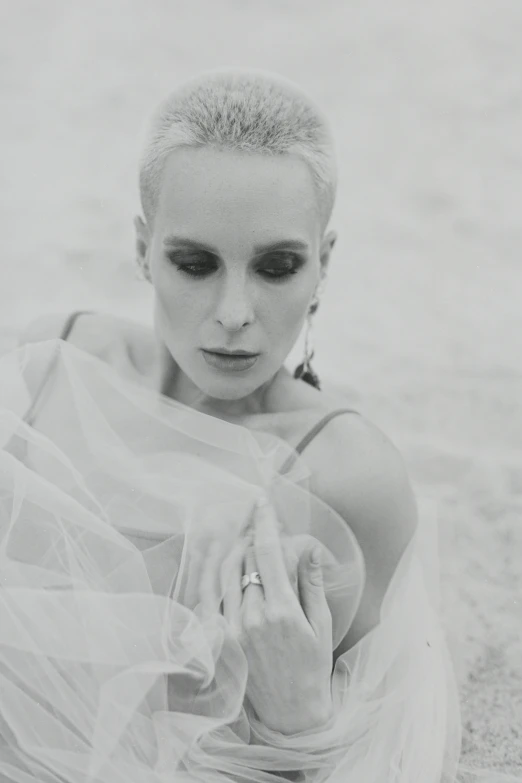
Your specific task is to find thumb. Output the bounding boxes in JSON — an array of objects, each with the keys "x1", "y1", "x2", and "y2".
[{"x1": 298, "y1": 545, "x2": 331, "y2": 635}]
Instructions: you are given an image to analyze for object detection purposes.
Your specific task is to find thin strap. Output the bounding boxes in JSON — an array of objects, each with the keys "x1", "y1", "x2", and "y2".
[
  {"x1": 23, "y1": 310, "x2": 92, "y2": 425},
  {"x1": 59, "y1": 310, "x2": 91, "y2": 342},
  {"x1": 280, "y1": 408, "x2": 359, "y2": 474}
]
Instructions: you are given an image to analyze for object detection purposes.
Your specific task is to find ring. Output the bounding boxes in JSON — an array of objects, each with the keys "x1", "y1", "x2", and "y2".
[{"x1": 241, "y1": 571, "x2": 263, "y2": 591}]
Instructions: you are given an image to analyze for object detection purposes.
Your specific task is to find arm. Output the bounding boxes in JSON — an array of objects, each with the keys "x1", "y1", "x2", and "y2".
[
  {"x1": 303, "y1": 413, "x2": 419, "y2": 661},
  {"x1": 252, "y1": 418, "x2": 418, "y2": 778}
]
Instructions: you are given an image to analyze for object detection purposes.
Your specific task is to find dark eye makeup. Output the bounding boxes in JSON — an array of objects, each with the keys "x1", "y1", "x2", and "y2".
[{"x1": 165, "y1": 250, "x2": 306, "y2": 281}]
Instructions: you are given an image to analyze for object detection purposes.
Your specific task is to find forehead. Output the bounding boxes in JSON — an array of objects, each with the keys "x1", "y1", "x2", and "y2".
[{"x1": 154, "y1": 147, "x2": 321, "y2": 248}]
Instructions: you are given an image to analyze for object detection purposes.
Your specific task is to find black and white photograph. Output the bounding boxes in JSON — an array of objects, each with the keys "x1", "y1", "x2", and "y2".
[{"x1": 0, "y1": 2, "x2": 521, "y2": 780}]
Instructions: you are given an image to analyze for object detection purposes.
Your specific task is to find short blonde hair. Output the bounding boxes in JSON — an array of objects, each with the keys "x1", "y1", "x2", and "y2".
[{"x1": 139, "y1": 68, "x2": 337, "y2": 231}]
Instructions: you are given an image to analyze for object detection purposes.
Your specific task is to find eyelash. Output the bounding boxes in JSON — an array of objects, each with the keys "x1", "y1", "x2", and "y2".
[{"x1": 166, "y1": 252, "x2": 303, "y2": 281}]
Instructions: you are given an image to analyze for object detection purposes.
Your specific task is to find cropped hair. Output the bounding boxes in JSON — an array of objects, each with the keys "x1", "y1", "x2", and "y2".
[{"x1": 139, "y1": 69, "x2": 337, "y2": 231}]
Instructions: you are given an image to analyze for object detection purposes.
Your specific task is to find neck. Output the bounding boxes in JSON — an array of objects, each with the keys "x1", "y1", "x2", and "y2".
[{"x1": 153, "y1": 340, "x2": 285, "y2": 422}]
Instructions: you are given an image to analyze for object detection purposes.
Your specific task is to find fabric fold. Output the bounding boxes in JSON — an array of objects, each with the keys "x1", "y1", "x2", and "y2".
[{"x1": 0, "y1": 338, "x2": 519, "y2": 783}]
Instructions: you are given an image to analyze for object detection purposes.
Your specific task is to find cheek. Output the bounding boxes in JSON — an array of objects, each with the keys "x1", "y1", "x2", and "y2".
[
  {"x1": 262, "y1": 286, "x2": 311, "y2": 342},
  {"x1": 153, "y1": 272, "x2": 201, "y2": 336}
]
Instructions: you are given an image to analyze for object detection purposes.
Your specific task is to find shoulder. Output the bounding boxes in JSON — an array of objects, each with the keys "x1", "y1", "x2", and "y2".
[
  {"x1": 303, "y1": 407, "x2": 416, "y2": 509},
  {"x1": 302, "y1": 411, "x2": 419, "y2": 655},
  {"x1": 17, "y1": 311, "x2": 139, "y2": 397},
  {"x1": 16, "y1": 311, "x2": 108, "y2": 402},
  {"x1": 312, "y1": 411, "x2": 416, "y2": 511},
  {"x1": 17, "y1": 312, "x2": 72, "y2": 345},
  {"x1": 17, "y1": 310, "x2": 134, "y2": 362},
  {"x1": 18, "y1": 311, "x2": 104, "y2": 348}
]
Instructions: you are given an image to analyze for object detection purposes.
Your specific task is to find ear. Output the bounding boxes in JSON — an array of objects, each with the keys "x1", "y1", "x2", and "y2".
[
  {"x1": 134, "y1": 215, "x2": 150, "y2": 267},
  {"x1": 319, "y1": 229, "x2": 337, "y2": 278}
]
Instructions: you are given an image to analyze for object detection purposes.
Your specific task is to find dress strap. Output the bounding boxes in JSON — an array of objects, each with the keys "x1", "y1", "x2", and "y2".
[
  {"x1": 279, "y1": 408, "x2": 359, "y2": 474},
  {"x1": 23, "y1": 310, "x2": 92, "y2": 426},
  {"x1": 59, "y1": 309, "x2": 91, "y2": 342}
]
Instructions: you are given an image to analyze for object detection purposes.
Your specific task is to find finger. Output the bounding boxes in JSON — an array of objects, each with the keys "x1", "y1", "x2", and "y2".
[
  {"x1": 281, "y1": 534, "x2": 321, "y2": 597},
  {"x1": 241, "y1": 538, "x2": 265, "y2": 613},
  {"x1": 280, "y1": 536, "x2": 300, "y2": 597},
  {"x1": 221, "y1": 538, "x2": 247, "y2": 636},
  {"x1": 199, "y1": 539, "x2": 222, "y2": 617},
  {"x1": 298, "y1": 544, "x2": 332, "y2": 638},
  {"x1": 182, "y1": 545, "x2": 205, "y2": 608},
  {"x1": 254, "y1": 495, "x2": 295, "y2": 606}
]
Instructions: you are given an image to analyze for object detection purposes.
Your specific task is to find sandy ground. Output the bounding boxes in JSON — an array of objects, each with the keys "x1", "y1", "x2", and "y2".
[{"x1": 1, "y1": 0, "x2": 521, "y2": 775}]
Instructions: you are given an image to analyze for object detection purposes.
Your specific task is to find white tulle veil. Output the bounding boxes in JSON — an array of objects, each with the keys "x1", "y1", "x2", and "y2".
[{"x1": 0, "y1": 338, "x2": 519, "y2": 782}]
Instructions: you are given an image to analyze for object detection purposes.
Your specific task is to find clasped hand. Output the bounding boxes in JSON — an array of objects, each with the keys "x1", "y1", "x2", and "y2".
[{"x1": 199, "y1": 495, "x2": 334, "y2": 736}]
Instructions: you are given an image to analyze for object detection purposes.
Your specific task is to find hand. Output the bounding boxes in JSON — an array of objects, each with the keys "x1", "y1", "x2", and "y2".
[{"x1": 222, "y1": 496, "x2": 334, "y2": 735}]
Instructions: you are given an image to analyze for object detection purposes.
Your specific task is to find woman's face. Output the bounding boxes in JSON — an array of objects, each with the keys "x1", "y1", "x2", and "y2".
[{"x1": 138, "y1": 146, "x2": 335, "y2": 402}]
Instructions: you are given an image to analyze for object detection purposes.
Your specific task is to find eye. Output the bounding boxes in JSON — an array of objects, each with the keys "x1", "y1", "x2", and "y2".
[
  {"x1": 257, "y1": 252, "x2": 304, "y2": 280},
  {"x1": 167, "y1": 251, "x2": 216, "y2": 277},
  {"x1": 165, "y1": 249, "x2": 305, "y2": 280}
]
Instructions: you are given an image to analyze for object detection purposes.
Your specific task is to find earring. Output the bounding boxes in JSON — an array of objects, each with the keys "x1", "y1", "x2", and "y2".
[
  {"x1": 135, "y1": 260, "x2": 151, "y2": 282},
  {"x1": 293, "y1": 293, "x2": 321, "y2": 390}
]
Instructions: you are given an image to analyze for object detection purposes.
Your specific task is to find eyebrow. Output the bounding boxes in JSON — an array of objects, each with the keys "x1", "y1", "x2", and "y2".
[{"x1": 162, "y1": 235, "x2": 311, "y2": 255}]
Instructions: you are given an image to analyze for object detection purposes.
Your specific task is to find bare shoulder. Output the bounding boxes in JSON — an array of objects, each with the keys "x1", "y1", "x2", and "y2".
[
  {"x1": 17, "y1": 312, "x2": 74, "y2": 345},
  {"x1": 311, "y1": 412, "x2": 415, "y2": 502},
  {"x1": 17, "y1": 311, "x2": 148, "y2": 398},
  {"x1": 301, "y1": 411, "x2": 419, "y2": 656},
  {"x1": 18, "y1": 310, "x2": 143, "y2": 364},
  {"x1": 303, "y1": 409, "x2": 416, "y2": 511},
  {"x1": 19, "y1": 311, "x2": 99, "y2": 346}
]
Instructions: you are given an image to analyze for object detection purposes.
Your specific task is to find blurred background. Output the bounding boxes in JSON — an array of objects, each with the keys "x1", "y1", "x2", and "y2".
[{"x1": 1, "y1": 0, "x2": 521, "y2": 772}]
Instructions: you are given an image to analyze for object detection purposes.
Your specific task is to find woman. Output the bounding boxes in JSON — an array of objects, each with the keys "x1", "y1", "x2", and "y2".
[{"x1": 0, "y1": 69, "x2": 518, "y2": 782}]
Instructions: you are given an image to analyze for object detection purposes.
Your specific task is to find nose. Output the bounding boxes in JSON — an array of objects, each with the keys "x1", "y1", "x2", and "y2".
[{"x1": 215, "y1": 274, "x2": 254, "y2": 332}]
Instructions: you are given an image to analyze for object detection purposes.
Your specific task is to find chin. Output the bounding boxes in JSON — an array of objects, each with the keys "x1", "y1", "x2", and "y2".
[{"x1": 200, "y1": 376, "x2": 262, "y2": 401}]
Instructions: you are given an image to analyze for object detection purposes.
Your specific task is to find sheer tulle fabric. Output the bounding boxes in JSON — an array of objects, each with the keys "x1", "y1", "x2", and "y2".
[{"x1": 0, "y1": 339, "x2": 518, "y2": 782}]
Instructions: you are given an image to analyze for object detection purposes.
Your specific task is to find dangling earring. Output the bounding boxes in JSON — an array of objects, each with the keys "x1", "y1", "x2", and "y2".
[
  {"x1": 294, "y1": 293, "x2": 321, "y2": 390},
  {"x1": 135, "y1": 260, "x2": 151, "y2": 282}
]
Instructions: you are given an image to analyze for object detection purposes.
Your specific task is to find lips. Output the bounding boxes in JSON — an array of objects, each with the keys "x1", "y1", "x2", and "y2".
[
  {"x1": 201, "y1": 350, "x2": 260, "y2": 372},
  {"x1": 205, "y1": 350, "x2": 258, "y2": 357}
]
